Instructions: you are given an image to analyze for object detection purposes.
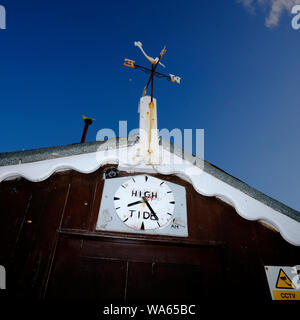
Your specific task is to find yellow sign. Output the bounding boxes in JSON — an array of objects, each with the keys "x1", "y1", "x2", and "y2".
[
  {"x1": 124, "y1": 59, "x2": 135, "y2": 68},
  {"x1": 265, "y1": 265, "x2": 300, "y2": 301},
  {"x1": 276, "y1": 268, "x2": 295, "y2": 289},
  {"x1": 273, "y1": 290, "x2": 300, "y2": 300}
]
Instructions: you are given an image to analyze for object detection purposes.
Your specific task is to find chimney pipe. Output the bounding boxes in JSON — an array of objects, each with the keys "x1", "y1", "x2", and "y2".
[{"x1": 80, "y1": 115, "x2": 95, "y2": 143}]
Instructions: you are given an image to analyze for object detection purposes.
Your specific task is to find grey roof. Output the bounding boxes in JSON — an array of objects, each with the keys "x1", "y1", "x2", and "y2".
[
  {"x1": 0, "y1": 135, "x2": 139, "y2": 167},
  {"x1": 0, "y1": 135, "x2": 299, "y2": 223}
]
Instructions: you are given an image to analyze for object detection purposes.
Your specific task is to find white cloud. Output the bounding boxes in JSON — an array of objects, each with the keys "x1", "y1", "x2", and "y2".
[
  {"x1": 238, "y1": 0, "x2": 255, "y2": 10},
  {"x1": 238, "y1": 0, "x2": 300, "y2": 27}
]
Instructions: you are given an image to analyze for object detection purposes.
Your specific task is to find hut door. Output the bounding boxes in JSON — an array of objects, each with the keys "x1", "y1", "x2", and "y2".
[{"x1": 45, "y1": 236, "x2": 224, "y2": 301}]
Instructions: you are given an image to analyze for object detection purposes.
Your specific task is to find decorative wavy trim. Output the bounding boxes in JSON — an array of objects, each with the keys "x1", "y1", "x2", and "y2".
[{"x1": 0, "y1": 145, "x2": 299, "y2": 246}]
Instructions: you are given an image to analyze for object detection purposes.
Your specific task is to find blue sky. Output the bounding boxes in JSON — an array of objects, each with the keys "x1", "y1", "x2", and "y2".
[{"x1": 0, "y1": 0, "x2": 299, "y2": 210}]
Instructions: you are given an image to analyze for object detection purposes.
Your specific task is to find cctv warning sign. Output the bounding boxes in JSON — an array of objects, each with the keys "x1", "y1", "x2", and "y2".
[
  {"x1": 275, "y1": 268, "x2": 294, "y2": 289},
  {"x1": 265, "y1": 265, "x2": 300, "y2": 300}
]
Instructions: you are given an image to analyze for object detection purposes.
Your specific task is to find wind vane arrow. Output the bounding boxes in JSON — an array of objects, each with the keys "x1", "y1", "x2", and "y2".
[
  {"x1": 124, "y1": 41, "x2": 181, "y2": 101},
  {"x1": 134, "y1": 41, "x2": 166, "y2": 68}
]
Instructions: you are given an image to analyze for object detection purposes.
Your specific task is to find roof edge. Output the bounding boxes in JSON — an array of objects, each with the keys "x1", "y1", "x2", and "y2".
[
  {"x1": 0, "y1": 135, "x2": 139, "y2": 167},
  {"x1": 160, "y1": 138, "x2": 300, "y2": 223},
  {"x1": 0, "y1": 134, "x2": 299, "y2": 223}
]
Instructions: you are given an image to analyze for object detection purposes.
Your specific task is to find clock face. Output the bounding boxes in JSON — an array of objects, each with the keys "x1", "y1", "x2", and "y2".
[{"x1": 113, "y1": 175, "x2": 175, "y2": 231}]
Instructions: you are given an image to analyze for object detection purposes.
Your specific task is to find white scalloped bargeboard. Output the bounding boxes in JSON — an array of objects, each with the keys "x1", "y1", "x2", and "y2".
[{"x1": 0, "y1": 145, "x2": 299, "y2": 246}]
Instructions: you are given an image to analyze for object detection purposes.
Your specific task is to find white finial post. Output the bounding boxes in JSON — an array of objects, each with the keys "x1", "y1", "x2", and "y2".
[{"x1": 138, "y1": 96, "x2": 160, "y2": 164}]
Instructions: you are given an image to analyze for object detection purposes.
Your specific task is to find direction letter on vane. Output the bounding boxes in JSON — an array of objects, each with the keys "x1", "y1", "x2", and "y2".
[{"x1": 170, "y1": 74, "x2": 181, "y2": 84}]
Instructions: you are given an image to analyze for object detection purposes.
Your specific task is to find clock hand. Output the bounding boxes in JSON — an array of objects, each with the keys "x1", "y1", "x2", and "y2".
[
  {"x1": 127, "y1": 200, "x2": 143, "y2": 207},
  {"x1": 142, "y1": 197, "x2": 159, "y2": 221}
]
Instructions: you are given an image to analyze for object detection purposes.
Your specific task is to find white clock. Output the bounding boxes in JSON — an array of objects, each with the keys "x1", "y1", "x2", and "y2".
[
  {"x1": 96, "y1": 174, "x2": 188, "y2": 237},
  {"x1": 114, "y1": 175, "x2": 175, "y2": 231}
]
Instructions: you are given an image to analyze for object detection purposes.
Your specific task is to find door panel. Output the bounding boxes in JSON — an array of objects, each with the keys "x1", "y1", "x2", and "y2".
[
  {"x1": 46, "y1": 236, "x2": 224, "y2": 301},
  {"x1": 126, "y1": 261, "x2": 203, "y2": 302}
]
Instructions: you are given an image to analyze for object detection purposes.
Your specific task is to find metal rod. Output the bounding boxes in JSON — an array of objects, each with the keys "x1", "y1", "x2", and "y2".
[
  {"x1": 80, "y1": 118, "x2": 93, "y2": 143},
  {"x1": 134, "y1": 64, "x2": 170, "y2": 80},
  {"x1": 135, "y1": 45, "x2": 167, "y2": 98},
  {"x1": 151, "y1": 64, "x2": 154, "y2": 102}
]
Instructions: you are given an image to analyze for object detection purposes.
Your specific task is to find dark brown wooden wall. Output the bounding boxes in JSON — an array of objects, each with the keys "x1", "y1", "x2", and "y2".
[{"x1": 0, "y1": 165, "x2": 299, "y2": 302}]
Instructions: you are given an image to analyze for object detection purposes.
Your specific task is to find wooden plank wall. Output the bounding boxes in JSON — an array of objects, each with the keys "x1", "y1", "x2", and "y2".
[{"x1": 0, "y1": 165, "x2": 299, "y2": 301}]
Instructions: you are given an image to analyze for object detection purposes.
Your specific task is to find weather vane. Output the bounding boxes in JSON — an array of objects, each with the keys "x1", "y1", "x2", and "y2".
[{"x1": 124, "y1": 41, "x2": 181, "y2": 101}]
